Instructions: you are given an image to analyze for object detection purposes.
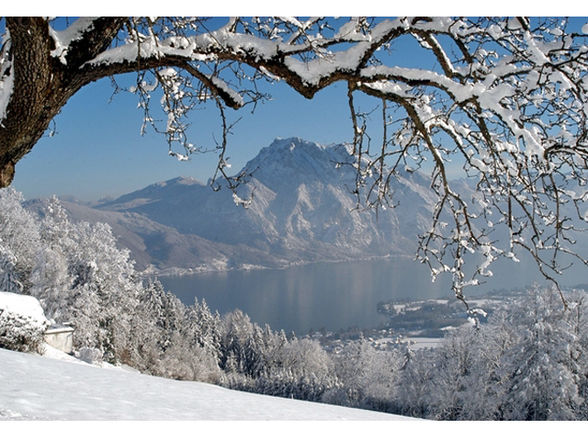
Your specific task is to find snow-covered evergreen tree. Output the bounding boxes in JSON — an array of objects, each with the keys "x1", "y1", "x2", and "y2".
[
  {"x1": 498, "y1": 288, "x2": 583, "y2": 420},
  {"x1": 394, "y1": 347, "x2": 435, "y2": 418},
  {"x1": 185, "y1": 297, "x2": 222, "y2": 364},
  {"x1": 30, "y1": 247, "x2": 72, "y2": 325},
  {"x1": 0, "y1": 189, "x2": 41, "y2": 293}
]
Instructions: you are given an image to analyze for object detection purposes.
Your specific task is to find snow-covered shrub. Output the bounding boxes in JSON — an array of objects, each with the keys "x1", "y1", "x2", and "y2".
[
  {"x1": 0, "y1": 291, "x2": 49, "y2": 353},
  {"x1": 77, "y1": 347, "x2": 103, "y2": 365},
  {"x1": 158, "y1": 342, "x2": 223, "y2": 383},
  {"x1": 325, "y1": 339, "x2": 403, "y2": 412},
  {"x1": 264, "y1": 338, "x2": 337, "y2": 402}
]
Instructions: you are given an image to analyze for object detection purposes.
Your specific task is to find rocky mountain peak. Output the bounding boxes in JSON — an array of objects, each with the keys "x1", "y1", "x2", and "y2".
[
  {"x1": 243, "y1": 137, "x2": 355, "y2": 188},
  {"x1": 64, "y1": 137, "x2": 440, "y2": 273}
]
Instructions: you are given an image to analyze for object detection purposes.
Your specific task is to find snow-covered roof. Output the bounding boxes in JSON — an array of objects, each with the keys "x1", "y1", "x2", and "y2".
[{"x1": 0, "y1": 291, "x2": 48, "y2": 326}]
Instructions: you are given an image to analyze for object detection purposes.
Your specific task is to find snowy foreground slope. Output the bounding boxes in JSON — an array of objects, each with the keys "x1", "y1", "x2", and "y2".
[{"x1": 0, "y1": 347, "x2": 406, "y2": 420}]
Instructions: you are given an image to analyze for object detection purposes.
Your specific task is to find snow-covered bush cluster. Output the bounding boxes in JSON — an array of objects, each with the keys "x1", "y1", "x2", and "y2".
[
  {"x1": 217, "y1": 310, "x2": 338, "y2": 401},
  {"x1": 0, "y1": 291, "x2": 48, "y2": 353},
  {"x1": 321, "y1": 287, "x2": 588, "y2": 420}
]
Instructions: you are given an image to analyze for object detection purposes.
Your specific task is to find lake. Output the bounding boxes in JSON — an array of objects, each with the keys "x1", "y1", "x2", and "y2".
[{"x1": 158, "y1": 255, "x2": 564, "y2": 335}]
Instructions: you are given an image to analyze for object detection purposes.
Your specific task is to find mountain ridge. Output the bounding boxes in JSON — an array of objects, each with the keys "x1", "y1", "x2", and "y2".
[{"x1": 33, "y1": 138, "x2": 439, "y2": 274}]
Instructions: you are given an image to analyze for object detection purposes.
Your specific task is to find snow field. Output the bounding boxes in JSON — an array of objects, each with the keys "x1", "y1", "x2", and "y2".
[{"x1": 0, "y1": 347, "x2": 406, "y2": 421}]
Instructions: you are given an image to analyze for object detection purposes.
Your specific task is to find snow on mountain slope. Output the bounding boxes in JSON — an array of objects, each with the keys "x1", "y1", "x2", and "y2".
[
  {"x1": 0, "y1": 347, "x2": 407, "y2": 420},
  {"x1": 90, "y1": 137, "x2": 437, "y2": 272}
]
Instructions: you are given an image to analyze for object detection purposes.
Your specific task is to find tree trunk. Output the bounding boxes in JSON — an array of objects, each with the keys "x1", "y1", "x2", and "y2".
[
  {"x1": 0, "y1": 17, "x2": 126, "y2": 187},
  {"x1": 0, "y1": 18, "x2": 56, "y2": 186}
]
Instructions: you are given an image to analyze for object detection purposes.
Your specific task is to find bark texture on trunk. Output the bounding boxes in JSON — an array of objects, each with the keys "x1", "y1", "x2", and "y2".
[{"x1": 0, "y1": 18, "x2": 126, "y2": 187}]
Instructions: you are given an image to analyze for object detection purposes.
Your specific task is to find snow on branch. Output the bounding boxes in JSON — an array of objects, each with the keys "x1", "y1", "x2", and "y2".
[
  {"x1": 48, "y1": 17, "x2": 97, "y2": 64},
  {"x1": 337, "y1": 17, "x2": 588, "y2": 303},
  {"x1": 0, "y1": 29, "x2": 12, "y2": 123}
]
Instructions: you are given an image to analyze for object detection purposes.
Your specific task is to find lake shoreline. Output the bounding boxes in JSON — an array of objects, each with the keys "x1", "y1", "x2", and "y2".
[
  {"x1": 157, "y1": 258, "x2": 456, "y2": 336},
  {"x1": 142, "y1": 252, "x2": 417, "y2": 279}
]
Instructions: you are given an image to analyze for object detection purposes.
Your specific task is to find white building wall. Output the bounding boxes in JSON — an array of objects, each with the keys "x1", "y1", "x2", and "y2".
[{"x1": 44, "y1": 328, "x2": 74, "y2": 353}]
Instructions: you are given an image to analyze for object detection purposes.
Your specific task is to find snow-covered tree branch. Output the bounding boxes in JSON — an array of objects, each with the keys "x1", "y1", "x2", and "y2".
[{"x1": 0, "y1": 17, "x2": 587, "y2": 302}]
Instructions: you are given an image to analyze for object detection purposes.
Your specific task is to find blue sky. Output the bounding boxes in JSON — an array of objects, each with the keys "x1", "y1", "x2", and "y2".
[{"x1": 9, "y1": 16, "x2": 588, "y2": 201}]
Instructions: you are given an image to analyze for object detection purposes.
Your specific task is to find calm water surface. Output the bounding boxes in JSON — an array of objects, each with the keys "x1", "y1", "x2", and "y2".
[{"x1": 159, "y1": 256, "x2": 556, "y2": 335}]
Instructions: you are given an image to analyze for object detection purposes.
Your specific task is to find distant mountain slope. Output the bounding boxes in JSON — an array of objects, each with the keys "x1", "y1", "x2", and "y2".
[
  {"x1": 90, "y1": 138, "x2": 438, "y2": 272},
  {"x1": 25, "y1": 198, "x2": 292, "y2": 274}
]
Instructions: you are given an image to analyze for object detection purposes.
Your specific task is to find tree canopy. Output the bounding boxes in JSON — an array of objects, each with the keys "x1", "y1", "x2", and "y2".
[{"x1": 0, "y1": 17, "x2": 587, "y2": 303}]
